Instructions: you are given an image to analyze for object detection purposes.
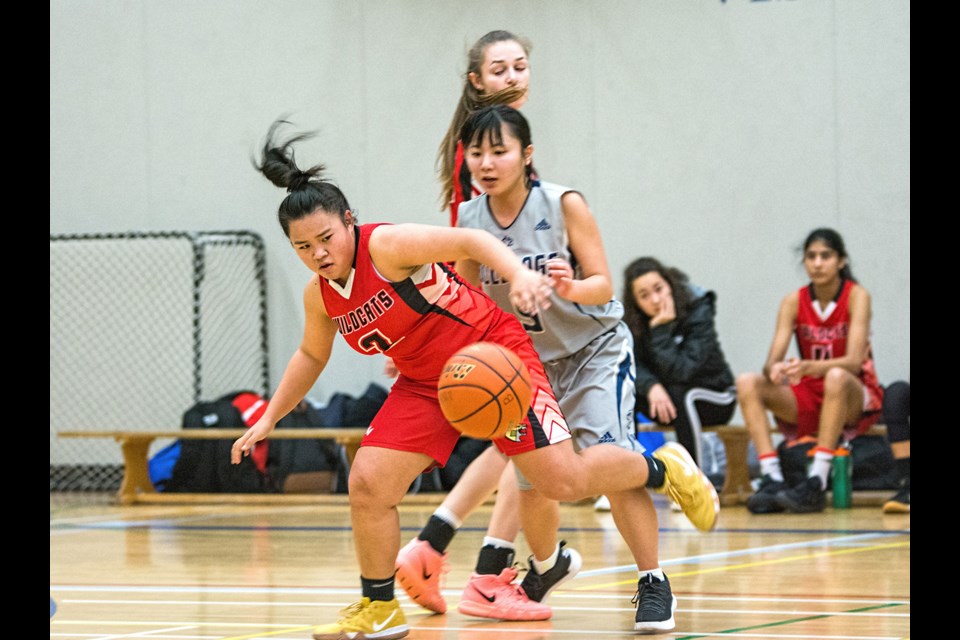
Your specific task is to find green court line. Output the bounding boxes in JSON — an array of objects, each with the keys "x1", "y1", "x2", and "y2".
[{"x1": 674, "y1": 601, "x2": 908, "y2": 639}]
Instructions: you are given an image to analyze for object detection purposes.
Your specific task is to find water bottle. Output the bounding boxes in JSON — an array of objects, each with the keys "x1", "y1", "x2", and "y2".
[{"x1": 831, "y1": 444, "x2": 853, "y2": 509}]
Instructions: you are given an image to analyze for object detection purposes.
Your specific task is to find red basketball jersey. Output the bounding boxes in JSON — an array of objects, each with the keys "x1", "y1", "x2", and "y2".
[
  {"x1": 794, "y1": 279, "x2": 881, "y2": 395},
  {"x1": 781, "y1": 279, "x2": 884, "y2": 439},
  {"x1": 317, "y1": 223, "x2": 570, "y2": 462},
  {"x1": 318, "y1": 223, "x2": 505, "y2": 382}
]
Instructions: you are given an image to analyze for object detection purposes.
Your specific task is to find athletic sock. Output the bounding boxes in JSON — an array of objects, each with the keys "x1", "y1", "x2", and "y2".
[
  {"x1": 810, "y1": 447, "x2": 834, "y2": 486},
  {"x1": 638, "y1": 567, "x2": 665, "y2": 581},
  {"x1": 475, "y1": 537, "x2": 515, "y2": 574},
  {"x1": 644, "y1": 455, "x2": 666, "y2": 489},
  {"x1": 361, "y1": 575, "x2": 395, "y2": 602},
  {"x1": 531, "y1": 543, "x2": 560, "y2": 574},
  {"x1": 759, "y1": 452, "x2": 784, "y2": 482},
  {"x1": 419, "y1": 511, "x2": 458, "y2": 553}
]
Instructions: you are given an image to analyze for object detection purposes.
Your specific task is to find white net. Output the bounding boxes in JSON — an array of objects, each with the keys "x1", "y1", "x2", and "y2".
[{"x1": 50, "y1": 231, "x2": 270, "y2": 491}]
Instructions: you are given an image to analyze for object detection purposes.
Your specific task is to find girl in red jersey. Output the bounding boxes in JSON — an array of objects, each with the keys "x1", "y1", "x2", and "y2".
[
  {"x1": 231, "y1": 118, "x2": 717, "y2": 640},
  {"x1": 736, "y1": 228, "x2": 884, "y2": 514}
]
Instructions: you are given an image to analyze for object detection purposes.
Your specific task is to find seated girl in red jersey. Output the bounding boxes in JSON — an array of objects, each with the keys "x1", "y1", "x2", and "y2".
[
  {"x1": 231, "y1": 118, "x2": 719, "y2": 640},
  {"x1": 736, "y1": 228, "x2": 884, "y2": 515}
]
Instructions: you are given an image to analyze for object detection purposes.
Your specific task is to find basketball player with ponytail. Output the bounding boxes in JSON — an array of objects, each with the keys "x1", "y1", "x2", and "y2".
[
  {"x1": 231, "y1": 117, "x2": 720, "y2": 639},
  {"x1": 438, "y1": 29, "x2": 533, "y2": 227},
  {"x1": 737, "y1": 228, "x2": 884, "y2": 514},
  {"x1": 398, "y1": 104, "x2": 715, "y2": 632}
]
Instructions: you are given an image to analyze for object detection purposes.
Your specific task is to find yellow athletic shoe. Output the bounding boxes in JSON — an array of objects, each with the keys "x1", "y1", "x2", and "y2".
[
  {"x1": 652, "y1": 442, "x2": 720, "y2": 532},
  {"x1": 312, "y1": 597, "x2": 409, "y2": 640}
]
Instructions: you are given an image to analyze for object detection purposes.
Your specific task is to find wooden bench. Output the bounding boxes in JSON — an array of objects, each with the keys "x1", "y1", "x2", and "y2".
[
  {"x1": 637, "y1": 423, "x2": 753, "y2": 507},
  {"x1": 639, "y1": 423, "x2": 891, "y2": 507},
  {"x1": 58, "y1": 428, "x2": 368, "y2": 505}
]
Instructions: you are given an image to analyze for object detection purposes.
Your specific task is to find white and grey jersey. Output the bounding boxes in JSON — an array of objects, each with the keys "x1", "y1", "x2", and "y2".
[{"x1": 457, "y1": 180, "x2": 623, "y2": 363}]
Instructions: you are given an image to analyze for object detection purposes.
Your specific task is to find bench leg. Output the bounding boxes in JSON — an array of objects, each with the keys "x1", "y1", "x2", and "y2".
[
  {"x1": 335, "y1": 436, "x2": 363, "y2": 485},
  {"x1": 339, "y1": 438, "x2": 361, "y2": 467},
  {"x1": 716, "y1": 426, "x2": 753, "y2": 506},
  {"x1": 115, "y1": 436, "x2": 157, "y2": 505}
]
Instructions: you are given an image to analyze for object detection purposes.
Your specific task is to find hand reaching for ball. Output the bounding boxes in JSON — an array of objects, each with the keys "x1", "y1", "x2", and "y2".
[{"x1": 508, "y1": 267, "x2": 553, "y2": 315}]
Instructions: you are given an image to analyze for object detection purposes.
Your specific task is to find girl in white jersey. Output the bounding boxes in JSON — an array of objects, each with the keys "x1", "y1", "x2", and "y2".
[{"x1": 397, "y1": 105, "x2": 718, "y2": 632}]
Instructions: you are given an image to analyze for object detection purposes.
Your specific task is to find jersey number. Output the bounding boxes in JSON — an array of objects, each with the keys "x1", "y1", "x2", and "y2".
[
  {"x1": 515, "y1": 307, "x2": 544, "y2": 334},
  {"x1": 810, "y1": 344, "x2": 833, "y2": 360},
  {"x1": 358, "y1": 330, "x2": 394, "y2": 354}
]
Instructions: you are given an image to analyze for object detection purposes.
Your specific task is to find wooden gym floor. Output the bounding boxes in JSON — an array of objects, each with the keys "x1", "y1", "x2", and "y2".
[{"x1": 50, "y1": 491, "x2": 910, "y2": 639}]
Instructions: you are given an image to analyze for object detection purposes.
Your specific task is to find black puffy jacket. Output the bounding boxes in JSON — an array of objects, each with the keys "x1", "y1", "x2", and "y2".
[{"x1": 633, "y1": 288, "x2": 734, "y2": 398}]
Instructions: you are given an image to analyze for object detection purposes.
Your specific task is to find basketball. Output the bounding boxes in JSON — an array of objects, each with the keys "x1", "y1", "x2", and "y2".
[{"x1": 438, "y1": 342, "x2": 533, "y2": 440}]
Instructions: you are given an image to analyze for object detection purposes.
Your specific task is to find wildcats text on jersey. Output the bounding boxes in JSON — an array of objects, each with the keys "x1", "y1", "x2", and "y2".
[{"x1": 332, "y1": 289, "x2": 395, "y2": 334}]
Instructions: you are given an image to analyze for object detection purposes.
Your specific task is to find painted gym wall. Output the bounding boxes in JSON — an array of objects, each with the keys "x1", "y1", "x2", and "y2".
[{"x1": 50, "y1": 1, "x2": 910, "y2": 407}]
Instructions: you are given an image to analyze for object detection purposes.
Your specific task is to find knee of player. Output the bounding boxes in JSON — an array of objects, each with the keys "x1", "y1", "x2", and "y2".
[
  {"x1": 346, "y1": 466, "x2": 384, "y2": 505},
  {"x1": 822, "y1": 366, "x2": 856, "y2": 393},
  {"x1": 533, "y1": 476, "x2": 583, "y2": 502},
  {"x1": 736, "y1": 371, "x2": 764, "y2": 398}
]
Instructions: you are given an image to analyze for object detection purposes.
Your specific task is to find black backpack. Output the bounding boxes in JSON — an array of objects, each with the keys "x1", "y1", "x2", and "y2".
[
  {"x1": 267, "y1": 400, "x2": 347, "y2": 493},
  {"x1": 777, "y1": 435, "x2": 898, "y2": 491},
  {"x1": 267, "y1": 383, "x2": 389, "y2": 493},
  {"x1": 165, "y1": 391, "x2": 276, "y2": 493}
]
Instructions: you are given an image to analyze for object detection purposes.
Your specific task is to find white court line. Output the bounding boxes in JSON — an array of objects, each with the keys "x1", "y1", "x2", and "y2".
[
  {"x1": 577, "y1": 531, "x2": 909, "y2": 577},
  {"x1": 85, "y1": 623, "x2": 198, "y2": 640},
  {"x1": 57, "y1": 598, "x2": 910, "y2": 619},
  {"x1": 551, "y1": 593, "x2": 909, "y2": 605},
  {"x1": 49, "y1": 620, "x2": 907, "y2": 640},
  {"x1": 51, "y1": 586, "x2": 362, "y2": 595},
  {"x1": 50, "y1": 585, "x2": 909, "y2": 608},
  {"x1": 50, "y1": 505, "x2": 317, "y2": 530},
  {"x1": 52, "y1": 530, "x2": 910, "y2": 595}
]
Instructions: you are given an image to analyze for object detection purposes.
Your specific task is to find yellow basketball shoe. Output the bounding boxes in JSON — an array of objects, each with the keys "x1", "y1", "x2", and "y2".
[
  {"x1": 312, "y1": 597, "x2": 408, "y2": 640},
  {"x1": 652, "y1": 442, "x2": 720, "y2": 532}
]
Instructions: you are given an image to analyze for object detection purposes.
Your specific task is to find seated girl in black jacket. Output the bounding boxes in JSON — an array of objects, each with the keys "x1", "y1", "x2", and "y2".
[{"x1": 623, "y1": 256, "x2": 736, "y2": 467}]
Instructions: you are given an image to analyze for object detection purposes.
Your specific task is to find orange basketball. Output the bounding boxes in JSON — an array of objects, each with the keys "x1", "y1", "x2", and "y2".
[{"x1": 438, "y1": 342, "x2": 533, "y2": 440}]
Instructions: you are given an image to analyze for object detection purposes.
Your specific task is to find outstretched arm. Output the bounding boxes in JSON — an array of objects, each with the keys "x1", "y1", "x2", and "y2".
[{"x1": 369, "y1": 223, "x2": 553, "y2": 314}]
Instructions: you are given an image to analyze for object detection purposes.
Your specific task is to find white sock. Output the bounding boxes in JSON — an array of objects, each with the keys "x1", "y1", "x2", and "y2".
[
  {"x1": 532, "y1": 543, "x2": 560, "y2": 574},
  {"x1": 482, "y1": 536, "x2": 515, "y2": 550},
  {"x1": 434, "y1": 505, "x2": 462, "y2": 529},
  {"x1": 759, "y1": 455, "x2": 784, "y2": 482},
  {"x1": 639, "y1": 567, "x2": 665, "y2": 582},
  {"x1": 811, "y1": 450, "x2": 834, "y2": 487}
]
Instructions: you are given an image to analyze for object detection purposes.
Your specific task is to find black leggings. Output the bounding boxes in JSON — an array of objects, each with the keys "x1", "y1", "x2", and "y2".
[
  {"x1": 882, "y1": 380, "x2": 910, "y2": 443},
  {"x1": 635, "y1": 383, "x2": 736, "y2": 467}
]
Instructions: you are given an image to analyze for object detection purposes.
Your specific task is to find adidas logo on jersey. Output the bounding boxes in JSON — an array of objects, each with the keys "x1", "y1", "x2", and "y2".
[
  {"x1": 535, "y1": 218, "x2": 551, "y2": 230},
  {"x1": 598, "y1": 432, "x2": 617, "y2": 444}
]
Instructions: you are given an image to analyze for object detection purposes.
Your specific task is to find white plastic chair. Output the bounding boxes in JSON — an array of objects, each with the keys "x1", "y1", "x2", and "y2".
[{"x1": 684, "y1": 386, "x2": 738, "y2": 468}]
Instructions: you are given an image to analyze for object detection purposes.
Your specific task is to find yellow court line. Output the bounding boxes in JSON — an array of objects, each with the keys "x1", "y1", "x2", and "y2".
[
  {"x1": 220, "y1": 625, "x2": 316, "y2": 640},
  {"x1": 576, "y1": 540, "x2": 910, "y2": 590}
]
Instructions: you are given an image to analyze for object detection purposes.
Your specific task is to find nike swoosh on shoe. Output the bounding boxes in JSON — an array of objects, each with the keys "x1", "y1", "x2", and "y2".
[
  {"x1": 475, "y1": 589, "x2": 496, "y2": 603},
  {"x1": 372, "y1": 609, "x2": 397, "y2": 632}
]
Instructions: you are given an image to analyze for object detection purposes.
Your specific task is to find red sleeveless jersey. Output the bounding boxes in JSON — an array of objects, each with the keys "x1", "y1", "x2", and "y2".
[
  {"x1": 319, "y1": 223, "x2": 503, "y2": 382},
  {"x1": 780, "y1": 279, "x2": 884, "y2": 439},
  {"x1": 795, "y1": 279, "x2": 881, "y2": 395},
  {"x1": 317, "y1": 223, "x2": 571, "y2": 462}
]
